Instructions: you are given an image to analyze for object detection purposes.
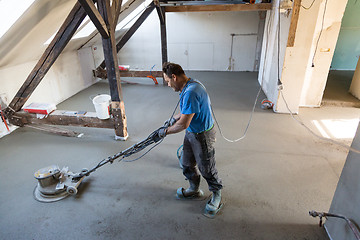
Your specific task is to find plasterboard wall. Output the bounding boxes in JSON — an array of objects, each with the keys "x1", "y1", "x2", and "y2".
[{"x1": 92, "y1": 10, "x2": 263, "y2": 72}]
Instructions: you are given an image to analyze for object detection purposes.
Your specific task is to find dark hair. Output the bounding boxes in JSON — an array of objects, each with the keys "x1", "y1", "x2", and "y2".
[{"x1": 162, "y1": 62, "x2": 185, "y2": 78}]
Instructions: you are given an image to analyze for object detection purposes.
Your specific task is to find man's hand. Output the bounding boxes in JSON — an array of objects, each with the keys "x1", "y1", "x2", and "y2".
[
  {"x1": 164, "y1": 117, "x2": 177, "y2": 127},
  {"x1": 158, "y1": 127, "x2": 167, "y2": 138},
  {"x1": 152, "y1": 127, "x2": 167, "y2": 142}
]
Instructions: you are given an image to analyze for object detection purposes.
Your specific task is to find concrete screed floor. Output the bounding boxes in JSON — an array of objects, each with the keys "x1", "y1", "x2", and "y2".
[{"x1": 0, "y1": 71, "x2": 359, "y2": 240}]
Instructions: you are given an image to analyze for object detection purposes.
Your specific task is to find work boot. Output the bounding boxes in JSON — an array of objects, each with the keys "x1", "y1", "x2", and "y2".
[
  {"x1": 176, "y1": 178, "x2": 204, "y2": 199},
  {"x1": 183, "y1": 179, "x2": 201, "y2": 197},
  {"x1": 205, "y1": 190, "x2": 222, "y2": 212}
]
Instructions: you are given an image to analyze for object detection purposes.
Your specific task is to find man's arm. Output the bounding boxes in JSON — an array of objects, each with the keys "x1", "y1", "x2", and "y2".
[{"x1": 166, "y1": 113, "x2": 194, "y2": 135}]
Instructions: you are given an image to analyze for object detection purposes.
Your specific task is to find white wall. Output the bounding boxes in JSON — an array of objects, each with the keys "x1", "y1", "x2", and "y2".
[
  {"x1": 0, "y1": 47, "x2": 96, "y2": 136},
  {"x1": 0, "y1": 48, "x2": 95, "y2": 105},
  {"x1": 299, "y1": 0, "x2": 348, "y2": 107},
  {"x1": 260, "y1": 0, "x2": 348, "y2": 113},
  {"x1": 95, "y1": 10, "x2": 263, "y2": 72}
]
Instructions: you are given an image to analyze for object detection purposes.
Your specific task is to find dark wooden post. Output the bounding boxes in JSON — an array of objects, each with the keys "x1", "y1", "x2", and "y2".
[
  {"x1": 4, "y1": 2, "x2": 87, "y2": 120},
  {"x1": 97, "y1": 0, "x2": 128, "y2": 139},
  {"x1": 158, "y1": 6, "x2": 168, "y2": 85}
]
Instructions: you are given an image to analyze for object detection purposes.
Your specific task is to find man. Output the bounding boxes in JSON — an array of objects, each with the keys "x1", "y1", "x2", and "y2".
[{"x1": 157, "y1": 62, "x2": 223, "y2": 217}]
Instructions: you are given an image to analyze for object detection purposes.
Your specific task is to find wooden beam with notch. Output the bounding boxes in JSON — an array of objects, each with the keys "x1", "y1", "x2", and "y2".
[
  {"x1": 120, "y1": 70, "x2": 163, "y2": 78},
  {"x1": 4, "y1": 2, "x2": 87, "y2": 118},
  {"x1": 164, "y1": 3, "x2": 272, "y2": 12},
  {"x1": 78, "y1": 0, "x2": 109, "y2": 38},
  {"x1": 287, "y1": 0, "x2": 301, "y2": 47},
  {"x1": 94, "y1": 69, "x2": 163, "y2": 78}
]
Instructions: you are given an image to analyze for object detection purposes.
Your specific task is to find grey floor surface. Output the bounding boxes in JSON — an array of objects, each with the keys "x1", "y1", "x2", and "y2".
[
  {"x1": 1, "y1": 71, "x2": 359, "y2": 240},
  {"x1": 323, "y1": 70, "x2": 360, "y2": 107}
]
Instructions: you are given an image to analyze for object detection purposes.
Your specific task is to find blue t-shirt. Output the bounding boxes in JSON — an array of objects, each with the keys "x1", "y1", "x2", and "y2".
[{"x1": 180, "y1": 79, "x2": 214, "y2": 133}]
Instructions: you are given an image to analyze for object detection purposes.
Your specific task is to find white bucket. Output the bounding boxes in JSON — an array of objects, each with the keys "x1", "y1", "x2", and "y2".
[{"x1": 92, "y1": 94, "x2": 111, "y2": 119}]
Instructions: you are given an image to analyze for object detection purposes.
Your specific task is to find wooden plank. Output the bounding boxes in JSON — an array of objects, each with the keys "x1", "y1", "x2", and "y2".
[
  {"x1": 12, "y1": 110, "x2": 115, "y2": 128},
  {"x1": 287, "y1": 0, "x2": 301, "y2": 47},
  {"x1": 78, "y1": 0, "x2": 109, "y2": 38},
  {"x1": 98, "y1": 0, "x2": 128, "y2": 138},
  {"x1": 112, "y1": 0, "x2": 123, "y2": 27},
  {"x1": 119, "y1": 71, "x2": 163, "y2": 77},
  {"x1": 98, "y1": 1, "x2": 156, "y2": 69},
  {"x1": 94, "y1": 69, "x2": 163, "y2": 79},
  {"x1": 4, "y1": 2, "x2": 87, "y2": 117},
  {"x1": 164, "y1": 3, "x2": 272, "y2": 12}
]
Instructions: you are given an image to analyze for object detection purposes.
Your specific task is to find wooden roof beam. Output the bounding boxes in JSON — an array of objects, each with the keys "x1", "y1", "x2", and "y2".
[
  {"x1": 111, "y1": 0, "x2": 123, "y2": 27},
  {"x1": 98, "y1": 1, "x2": 156, "y2": 70},
  {"x1": 78, "y1": 0, "x2": 109, "y2": 38},
  {"x1": 164, "y1": 3, "x2": 272, "y2": 12}
]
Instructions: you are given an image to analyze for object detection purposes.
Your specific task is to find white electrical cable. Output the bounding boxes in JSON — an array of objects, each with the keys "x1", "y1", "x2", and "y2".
[
  {"x1": 212, "y1": 2, "x2": 274, "y2": 143},
  {"x1": 212, "y1": 86, "x2": 262, "y2": 143}
]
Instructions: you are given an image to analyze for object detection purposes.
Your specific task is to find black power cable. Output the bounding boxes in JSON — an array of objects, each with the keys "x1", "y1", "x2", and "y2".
[
  {"x1": 302, "y1": 0, "x2": 316, "y2": 10},
  {"x1": 311, "y1": 0, "x2": 328, "y2": 67}
]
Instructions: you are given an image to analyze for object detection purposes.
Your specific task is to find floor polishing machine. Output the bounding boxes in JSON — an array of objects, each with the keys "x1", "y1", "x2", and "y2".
[{"x1": 33, "y1": 125, "x2": 165, "y2": 203}]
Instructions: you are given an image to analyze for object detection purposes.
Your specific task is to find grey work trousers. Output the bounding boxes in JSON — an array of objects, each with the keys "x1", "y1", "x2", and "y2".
[{"x1": 182, "y1": 126, "x2": 223, "y2": 192}]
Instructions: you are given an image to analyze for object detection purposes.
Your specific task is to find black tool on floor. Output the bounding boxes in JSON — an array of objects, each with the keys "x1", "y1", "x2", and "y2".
[
  {"x1": 309, "y1": 210, "x2": 360, "y2": 240},
  {"x1": 33, "y1": 125, "x2": 166, "y2": 203}
]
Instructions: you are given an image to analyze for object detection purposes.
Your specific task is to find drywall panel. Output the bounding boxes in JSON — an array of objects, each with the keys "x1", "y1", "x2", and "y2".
[
  {"x1": 168, "y1": 43, "x2": 189, "y2": 69},
  {"x1": 0, "y1": 49, "x2": 95, "y2": 109},
  {"x1": 188, "y1": 43, "x2": 214, "y2": 70},
  {"x1": 325, "y1": 121, "x2": 360, "y2": 240},
  {"x1": 232, "y1": 35, "x2": 258, "y2": 71},
  {"x1": 331, "y1": 0, "x2": 360, "y2": 70},
  {"x1": 0, "y1": 49, "x2": 95, "y2": 137},
  {"x1": 115, "y1": 10, "x2": 261, "y2": 71}
]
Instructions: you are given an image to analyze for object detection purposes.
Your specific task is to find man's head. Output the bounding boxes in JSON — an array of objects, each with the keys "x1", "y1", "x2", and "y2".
[{"x1": 162, "y1": 62, "x2": 187, "y2": 92}]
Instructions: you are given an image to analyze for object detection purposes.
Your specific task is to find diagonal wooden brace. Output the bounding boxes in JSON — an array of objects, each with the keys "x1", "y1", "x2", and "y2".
[
  {"x1": 4, "y1": 2, "x2": 87, "y2": 118},
  {"x1": 78, "y1": 0, "x2": 109, "y2": 38}
]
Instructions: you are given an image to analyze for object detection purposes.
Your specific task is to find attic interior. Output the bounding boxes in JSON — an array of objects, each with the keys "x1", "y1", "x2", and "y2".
[{"x1": 0, "y1": 0, "x2": 360, "y2": 239}]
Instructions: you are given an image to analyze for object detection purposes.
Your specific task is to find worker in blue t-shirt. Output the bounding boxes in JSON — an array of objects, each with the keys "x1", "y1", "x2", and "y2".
[{"x1": 156, "y1": 62, "x2": 223, "y2": 216}]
